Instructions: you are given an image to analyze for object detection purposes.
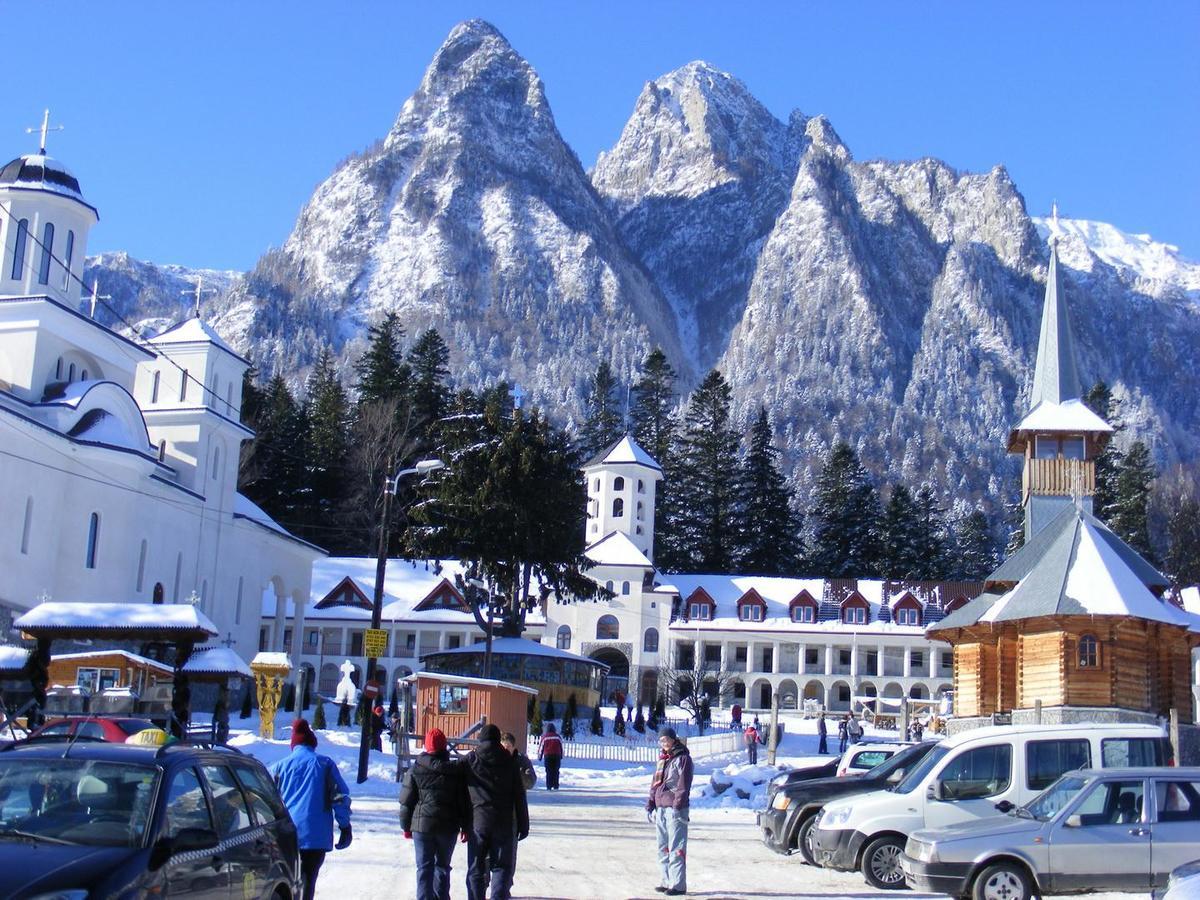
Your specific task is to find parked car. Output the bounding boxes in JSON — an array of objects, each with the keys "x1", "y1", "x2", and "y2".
[
  {"x1": 28, "y1": 716, "x2": 157, "y2": 742},
  {"x1": 766, "y1": 742, "x2": 912, "y2": 803},
  {"x1": 760, "y1": 740, "x2": 940, "y2": 862},
  {"x1": 766, "y1": 757, "x2": 840, "y2": 803},
  {"x1": 903, "y1": 767, "x2": 1200, "y2": 899},
  {"x1": 810, "y1": 722, "x2": 1171, "y2": 890},
  {"x1": 1156, "y1": 858, "x2": 1200, "y2": 900},
  {"x1": 0, "y1": 738, "x2": 301, "y2": 898}
]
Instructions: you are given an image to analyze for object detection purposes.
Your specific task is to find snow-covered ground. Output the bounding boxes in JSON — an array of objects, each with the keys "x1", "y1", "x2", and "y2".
[{"x1": 228, "y1": 711, "x2": 1150, "y2": 900}]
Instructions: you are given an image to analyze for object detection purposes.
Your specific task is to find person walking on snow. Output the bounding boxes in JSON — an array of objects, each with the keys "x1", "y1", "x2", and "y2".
[
  {"x1": 817, "y1": 712, "x2": 829, "y2": 754},
  {"x1": 847, "y1": 712, "x2": 864, "y2": 744},
  {"x1": 538, "y1": 723, "x2": 563, "y2": 790},
  {"x1": 464, "y1": 724, "x2": 529, "y2": 900},
  {"x1": 837, "y1": 714, "x2": 849, "y2": 753},
  {"x1": 399, "y1": 727, "x2": 470, "y2": 900},
  {"x1": 270, "y1": 718, "x2": 352, "y2": 900},
  {"x1": 646, "y1": 726, "x2": 693, "y2": 896},
  {"x1": 743, "y1": 724, "x2": 760, "y2": 765}
]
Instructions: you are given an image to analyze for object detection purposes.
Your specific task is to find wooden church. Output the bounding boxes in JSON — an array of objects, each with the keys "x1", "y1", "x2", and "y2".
[{"x1": 929, "y1": 227, "x2": 1200, "y2": 724}]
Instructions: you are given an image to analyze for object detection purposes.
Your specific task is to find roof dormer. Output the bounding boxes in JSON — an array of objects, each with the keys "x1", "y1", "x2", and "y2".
[
  {"x1": 736, "y1": 588, "x2": 767, "y2": 622},
  {"x1": 414, "y1": 578, "x2": 470, "y2": 613},
  {"x1": 891, "y1": 592, "x2": 923, "y2": 627},
  {"x1": 788, "y1": 590, "x2": 818, "y2": 623},
  {"x1": 682, "y1": 587, "x2": 716, "y2": 622},
  {"x1": 840, "y1": 591, "x2": 870, "y2": 625}
]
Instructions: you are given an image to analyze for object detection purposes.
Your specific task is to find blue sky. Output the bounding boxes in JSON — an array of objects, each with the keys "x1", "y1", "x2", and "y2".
[{"x1": 3, "y1": 1, "x2": 1197, "y2": 270}]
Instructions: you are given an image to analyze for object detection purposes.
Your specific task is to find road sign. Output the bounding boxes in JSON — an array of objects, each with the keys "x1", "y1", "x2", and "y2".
[
  {"x1": 363, "y1": 680, "x2": 381, "y2": 699},
  {"x1": 364, "y1": 628, "x2": 388, "y2": 658}
]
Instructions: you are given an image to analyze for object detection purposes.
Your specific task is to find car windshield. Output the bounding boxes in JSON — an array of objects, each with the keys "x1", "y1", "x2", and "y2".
[
  {"x1": 1024, "y1": 775, "x2": 1088, "y2": 822},
  {"x1": 893, "y1": 743, "x2": 950, "y2": 794},
  {"x1": 0, "y1": 758, "x2": 158, "y2": 847},
  {"x1": 868, "y1": 742, "x2": 935, "y2": 783}
]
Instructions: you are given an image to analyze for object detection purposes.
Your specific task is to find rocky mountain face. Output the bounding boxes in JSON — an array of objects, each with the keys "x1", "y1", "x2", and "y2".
[{"x1": 87, "y1": 19, "x2": 1200, "y2": 511}]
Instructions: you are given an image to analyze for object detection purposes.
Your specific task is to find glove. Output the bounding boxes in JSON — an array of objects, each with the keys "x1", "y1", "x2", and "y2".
[
  {"x1": 517, "y1": 829, "x2": 529, "y2": 842},
  {"x1": 403, "y1": 831, "x2": 413, "y2": 840},
  {"x1": 646, "y1": 808, "x2": 655, "y2": 823},
  {"x1": 459, "y1": 830, "x2": 469, "y2": 844},
  {"x1": 335, "y1": 825, "x2": 353, "y2": 849}
]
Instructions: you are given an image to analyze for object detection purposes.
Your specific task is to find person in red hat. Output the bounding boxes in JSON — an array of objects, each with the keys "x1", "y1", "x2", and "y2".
[
  {"x1": 399, "y1": 727, "x2": 470, "y2": 900},
  {"x1": 270, "y1": 718, "x2": 352, "y2": 900}
]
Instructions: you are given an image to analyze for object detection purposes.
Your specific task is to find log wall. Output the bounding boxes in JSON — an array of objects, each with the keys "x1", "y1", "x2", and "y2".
[{"x1": 1017, "y1": 630, "x2": 1065, "y2": 708}]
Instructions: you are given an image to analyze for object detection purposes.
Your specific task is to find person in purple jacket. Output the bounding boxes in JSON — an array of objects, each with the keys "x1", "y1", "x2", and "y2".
[{"x1": 645, "y1": 727, "x2": 693, "y2": 896}]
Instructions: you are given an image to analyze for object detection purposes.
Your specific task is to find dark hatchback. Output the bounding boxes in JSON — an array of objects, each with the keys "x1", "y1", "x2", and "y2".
[
  {"x1": 0, "y1": 739, "x2": 301, "y2": 899},
  {"x1": 759, "y1": 740, "x2": 940, "y2": 863}
]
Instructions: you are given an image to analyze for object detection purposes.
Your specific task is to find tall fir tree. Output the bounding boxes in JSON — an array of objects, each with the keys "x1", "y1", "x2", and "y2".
[
  {"x1": 808, "y1": 443, "x2": 883, "y2": 578},
  {"x1": 912, "y1": 485, "x2": 952, "y2": 579},
  {"x1": 880, "y1": 484, "x2": 923, "y2": 580},
  {"x1": 1163, "y1": 493, "x2": 1200, "y2": 590},
  {"x1": 1083, "y1": 381, "x2": 1124, "y2": 521},
  {"x1": 955, "y1": 508, "x2": 998, "y2": 580},
  {"x1": 407, "y1": 328, "x2": 451, "y2": 445},
  {"x1": 580, "y1": 361, "x2": 625, "y2": 456},
  {"x1": 665, "y1": 371, "x2": 742, "y2": 572},
  {"x1": 1109, "y1": 441, "x2": 1156, "y2": 560},
  {"x1": 736, "y1": 407, "x2": 803, "y2": 574},
  {"x1": 630, "y1": 348, "x2": 677, "y2": 466},
  {"x1": 303, "y1": 350, "x2": 350, "y2": 541},
  {"x1": 1004, "y1": 468, "x2": 1026, "y2": 556},
  {"x1": 241, "y1": 374, "x2": 308, "y2": 525},
  {"x1": 355, "y1": 312, "x2": 411, "y2": 407}
]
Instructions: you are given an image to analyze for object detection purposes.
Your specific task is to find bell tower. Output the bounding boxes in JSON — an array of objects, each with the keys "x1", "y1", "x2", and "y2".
[
  {"x1": 1006, "y1": 225, "x2": 1113, "y2": 541},
  {"x1": 581, "y1": 435, "x2": 662, "y2": 562}
]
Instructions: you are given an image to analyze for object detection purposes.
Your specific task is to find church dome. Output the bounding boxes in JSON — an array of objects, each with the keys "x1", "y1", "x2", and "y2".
[{"x1": 0, "y1": 153, "x2": 84, "y2": 200}]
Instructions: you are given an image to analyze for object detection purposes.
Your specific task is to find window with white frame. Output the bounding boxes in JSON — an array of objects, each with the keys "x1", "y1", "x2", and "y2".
[
  {"x1": 791, "y1": 604, "x2": 815, "y2": 623},
  {"x1": 895, "y1": 606, "x2": 921, "y2": 626},
  {"x1": 842, "y1": 605, "x2": 866, "y2": 624},
  {"x1": 688, "y1": 602, "x2": 711, "y2": 621},
  {"x1": 739, "y1": 604, "x2": 763, "y2": 622}
]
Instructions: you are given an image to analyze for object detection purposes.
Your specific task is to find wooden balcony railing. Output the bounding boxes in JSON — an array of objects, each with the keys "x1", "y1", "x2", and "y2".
[{"x1": 1023, "y1": 458, "x2": 1094, "y2": 499}]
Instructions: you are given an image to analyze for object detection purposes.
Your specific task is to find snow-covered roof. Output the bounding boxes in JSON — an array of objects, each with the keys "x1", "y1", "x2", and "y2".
[
  {"x1": 251, "y1": 651, "x2": 292, "y2": 669},
  {"x1": 1029, "y1": 240, "x2": 1082, "y2": 407},
  {"x1": 422, "y1": 637, "x2": 604, "y2": 666},
  {"x1": 1182, "y1": 586, "x2": 1200, "y2": 615},
  {"x1": 931, "y1": 505, "x2": 1198, "y2": 633},
  {"x1": 585, "y1": 531, "x2": 653, "y2": 568},
  {"x1": 183, "y1": 647, "x2": 253, "y2": 677},
  {"x1": 405, "y1": 670, "x2": 539, "y2": 696},
  {"x1": 0, "y1": 153, "x2": 87, "y2": 202},
  {"x1": 51, "y1": 649, "x2": 173, "y2": 673},
  {"x1": 582, "y1": 435, "x2": 661, "y2": 472},
  {"x1": 149, "y1": 315, "x2": 248, "y2": 363},
  {"x1": 1010, "y1": 399, "x2": 1112, "y2": 436},
  {"x1": 16, "y1": 602, "x2": 218, "y2": 636},
  {"x1": 0, "y1": 645, "x2": 31, "y2": 672}
]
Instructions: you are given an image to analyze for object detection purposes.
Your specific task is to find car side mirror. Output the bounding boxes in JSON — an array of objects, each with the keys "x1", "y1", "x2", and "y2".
[
  {"x1": 887, "y1": 770, "x2": 904, "y2": 785},
  {"x1": 995, "y1": 800, "x2": 1015, "y2": 814},
  {"x1": 1064, "y1": 814, "x2": 1082, "y2": 828},
  {"x1": 926, "y1": 781, "x2": 944, "y2": 802}
]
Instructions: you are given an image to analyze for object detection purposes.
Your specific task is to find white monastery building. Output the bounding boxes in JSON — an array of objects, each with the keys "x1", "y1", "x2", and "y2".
[{"x1": 0, "y1": 139, "x2": 322, "y2": 661}]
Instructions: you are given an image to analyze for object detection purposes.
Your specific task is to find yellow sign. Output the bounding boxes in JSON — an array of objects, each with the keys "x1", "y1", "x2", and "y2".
[{"x1": 364, "y1": 628, "x2": 388, "y2": 658}]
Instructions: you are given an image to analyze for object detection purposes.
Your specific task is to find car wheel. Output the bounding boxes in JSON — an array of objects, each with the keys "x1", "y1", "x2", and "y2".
[
  {"x1": 860, "y1": 835, "x2": 907, "y2": 890},
  {"x1": 971, "y1": 861, "x2": 1033, "y2": 900},
  {"x1": 796, "y1": 814, "x2": 819, "y2": 866}
]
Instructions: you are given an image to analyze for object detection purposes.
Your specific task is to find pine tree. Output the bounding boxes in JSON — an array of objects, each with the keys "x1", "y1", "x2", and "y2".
[
  {"x1": 239, "y1": 683, "x2": 253, "y2": 719},
  {"x1": 282, "y1": 683, "x2": 296, "y2": 713},
  {"x1": 808, "y1": 443, "x2": 883, "y2": 577},
  {"x1": 646, "y1": 702, "x2": 659, "y2": 733},
  {"x1": 880, "y1": 484, "x2": 923, "y2": 580},
  {"x1": 1004, "y1": 469, "x2": 1026, "y2": 556},
  {"x1": 737, "y1": 407, "x2": 803, "y2": 574},
  {"x1": 240, "y1": 374, "x2": 308, "y2": 524},
  {"x1": 580, "y1": 361, "x2": 625, "y2": 456},
  {"x1": 530, "y1": 697, "x2": 544, "y2": 737},
  {"x1": 633, "y1": 703, "x2": 646, "y2": 734},
  {"x1": 304, "y1": 350, "x2": 350, "y2": 538},
  {"x1": 407, "y1": 328, "x2": 451, "y2": 444},
  {"x1": 544, "y1": 697, "x2": 556, "y2": 722},
  {"x1": 913, "y1": 485, "x2": 952, "y2": 579},
  {"x1": 665, "y1": 370, "x2": 742, "y2": 572},
  {"x1": 613, "y1": 705, "x2": 626, "y2": 737},
  {"x1": 1084, "y1": 381, "x2": 1124, "y2": 521},
  {"x1": 563, "y1": 694, "x2": 578, "y2": 740},
  {"x1": 354, "y1": 312, "x2": 411, "y2": 407},
  {"x1": 955, "y1": 508, "x2": 998, "y2": 580},
  {"x1": 1110, "y1": 441, "x2": 1156, "y2": 560},
  {"x1": 565, "y1": 693, "x2": 577, "y2": 723},
  {"x1": 313, "y1": 698, "x2": 327, "y2": 730},
  {"x1": 630, "y1": 348, "x2": 677, "y2": 466},
  {"x1": 590, "y1": 705, "x2": 604, "y2": 736},
  {"x1": 1164, "y1": 493, "x2": 1200, "y2": 589}
]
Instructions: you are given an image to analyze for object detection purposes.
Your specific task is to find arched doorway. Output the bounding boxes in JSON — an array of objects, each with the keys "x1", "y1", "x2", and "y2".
[
  {"x1": 590, "y1": 647, "x2": 629, "y2": 704},
  {"x1": 318, "y1": 663, "x2": 339, "y2": 696},
  {"x1": 802, "y1": 680, "x2": 825, "y2": 709}
]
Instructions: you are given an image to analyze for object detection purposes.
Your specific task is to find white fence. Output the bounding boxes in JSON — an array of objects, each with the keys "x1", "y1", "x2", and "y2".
[{"x1": 534, "y1": 729, "x2": 740, "y2": 763}]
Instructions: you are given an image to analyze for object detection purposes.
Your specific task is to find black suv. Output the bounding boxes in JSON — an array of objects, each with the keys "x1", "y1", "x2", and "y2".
[{"x1": 0, "y1": 739, "x2": 301, "y2": 898}]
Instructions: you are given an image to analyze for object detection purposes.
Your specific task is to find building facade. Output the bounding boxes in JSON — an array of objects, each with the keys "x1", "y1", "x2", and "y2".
[{"x1": 0, "y1": 143, "x2": 321, "y2": 666}]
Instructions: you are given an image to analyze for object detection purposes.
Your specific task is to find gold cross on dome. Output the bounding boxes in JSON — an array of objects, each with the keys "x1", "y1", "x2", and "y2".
[{"x1": 25, "y1": 109, "x2": 63, "y2": 155}]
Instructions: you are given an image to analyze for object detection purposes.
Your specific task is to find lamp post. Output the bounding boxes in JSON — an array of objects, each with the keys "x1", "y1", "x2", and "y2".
[{"x1": 356, "y1": 457, "x2": 445, "y2": 784}]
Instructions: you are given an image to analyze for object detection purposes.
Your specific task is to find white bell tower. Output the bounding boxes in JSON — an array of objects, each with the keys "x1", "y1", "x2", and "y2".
[{"x1": 581, "y1": 435, "x2": 662, "y2": 562}]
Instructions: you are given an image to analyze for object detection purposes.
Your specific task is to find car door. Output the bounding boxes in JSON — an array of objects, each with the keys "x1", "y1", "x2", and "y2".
[
  {"x1": 159, "y1": 765, "x2": 229, "y2": 900},
  {"x1": 1047, "y1": 777, "x2": 1150, "y2": 893},
  {"x1": 1149, "y1": 777, "x2": 1200, "y2": 886},
  {"x1": 923, "y1": 744, "x2": 1015, "y2": 829},
  {"x1": 201, "y1": 763, "x2": 260, "y2": 900},
  {"x1": 232, "y1": 761, "x2": 298, "y2": 894}
]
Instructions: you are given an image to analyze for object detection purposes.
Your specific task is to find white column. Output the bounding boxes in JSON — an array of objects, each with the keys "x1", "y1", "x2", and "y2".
[
  {"x1": 798, "y1": 644, "x2": 806, "y2": 675},
  {"x1": 824, "y1": 644, "x2": 833, "y2": 676},
  {"x1": 877, "y1": 644, "x2": 886, "y2": 678},
  {"x1": 850, "y1": 642, "x2": 859, "y2": 678},
  {"x1": 903, "y1": 646, "x2": 912, "y2": 678},
  {"x1": 773, "y1": 642, "x2": 781, "y2": 674}
]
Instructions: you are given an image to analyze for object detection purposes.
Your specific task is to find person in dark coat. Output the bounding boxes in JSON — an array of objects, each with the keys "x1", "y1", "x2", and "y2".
[
  {"x1": 399, "y1": 727, "x2": 469, "y2": 900},
  {"x1": 817, "y1": 712, "x2": 829, "y2": 754},
  {"x1": 537, "y1": 723, "x2": 563, "y2": 790},
  {"x1": 465, "y1": 724, "x2": 529, "y2": 900},
  {"x1": 838, "y1": 714, "x2": 850, "y2": 753},
  {"x1": 500, "y1": 732, "x2": 536, "y2": 791},
  {"x1": 371, "y1": 702, "x2": 386, "y2": 752}
]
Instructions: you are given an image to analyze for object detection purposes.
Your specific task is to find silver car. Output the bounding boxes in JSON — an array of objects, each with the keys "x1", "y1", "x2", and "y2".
[{"x1": 902, "y1": 767, "x2": 1200, "y2": 900}]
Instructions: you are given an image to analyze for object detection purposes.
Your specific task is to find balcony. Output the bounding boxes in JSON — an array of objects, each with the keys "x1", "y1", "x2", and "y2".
[{"x1": 1023, "y1": 457, "x2": 1094, "y2": 500}]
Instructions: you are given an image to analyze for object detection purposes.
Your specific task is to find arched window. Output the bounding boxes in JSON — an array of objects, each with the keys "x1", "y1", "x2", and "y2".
[
  {"x1": 37, "y1": 222, "x2": 54, "y2": 284},
  {"x1": 612, "y1": 498, "x2": 624, "y2": 517},
  {"x1": 136, "y1": 539, "x2": 148, "y2": 592},
  {"x1": 1078, "y1": 634, "x2": 1099, "y2": 668},
  {"x1": 172, "y1": 552, "x2": 182, "y2": 602},
  {"x1": 613, "y1": 476, "x2": 625, "y2": 492},
  {"x1": 556, "y1": 625, "x2": 571, "y2": 650},
  {"x1": 596, "y1": 615, "x2": 620, "y2": 640},
  {"x1": 55, "y1": 357, "x2": 63, "y2": 380},
  {"x1": 180, "y1": 369, "x2": 189, "y2": 402},
  {"x1": 61, "y1": 230, "x2": 74, "y2": 289},
  {"x1": 80, "y1": 369, "x2": 88, "y2": 381},
  {"x1": 621, "y1": 581, "x2": 630, "y2": 595},
  {"x1": 643, "y1": 628, "x2": 659, "y2": 653},
  {"x1": 10, "y1": 218, "x2": 28, "y2": 280},
  {"x1": 85, "y1": 512, "x2": 100, "y2": 568},
  {"x1": 152, "y1": 583, "x2": 164, "y2": 605},
  {"x1": 605, "y1": 580, "x2": 614, "y2": 594},
  {"x1": 212, "y1": 373, "x2": 220, "y2": 402},
  {"x1": 637, "y1": 479, "x2": 645, "y2": 493},
  {"x1": 636, "y1": 501, "x2": 644, "y2": 520},
  {"x1": 235, "y1": 576, "x2": 244, "y2": 624},
  {"x1": 68, "y1": 362, "x2": 76, "y2": 381},
  {"x1": 20, "y1": 496, "x2": 33, "y2": 555},
  {"x1": 212, "y1": 445, "x2": 221, "y2": 480},
  {"x1": 157, "y1": 440, "x2": 167, "y2": 462},
  {"x1": 151, "y1": 371, "x2": 160, "y2": 403}
]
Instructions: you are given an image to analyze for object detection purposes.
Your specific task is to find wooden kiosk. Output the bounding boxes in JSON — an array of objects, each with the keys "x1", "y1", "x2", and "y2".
[{"x1": 407, "y1": 671, "x2": 537, "y2": 754}]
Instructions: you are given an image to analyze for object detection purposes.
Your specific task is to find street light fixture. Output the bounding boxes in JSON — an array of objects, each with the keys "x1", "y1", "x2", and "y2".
[{"x1": 356, "y1": 457, "x2": 445, "y2": 784}]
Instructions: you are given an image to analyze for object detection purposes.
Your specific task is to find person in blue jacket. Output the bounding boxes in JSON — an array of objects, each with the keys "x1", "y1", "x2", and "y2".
[{"x1": 271, "y1": 717, "x2": 353, "y2": 900}]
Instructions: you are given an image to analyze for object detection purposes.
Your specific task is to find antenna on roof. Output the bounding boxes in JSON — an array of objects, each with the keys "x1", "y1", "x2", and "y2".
[
  {"x1": 25, "y1": 109, "x2": 63, "y2": 155},
  {"x1": 182, "y1": 277, "x2": 217, "y2": 318}
]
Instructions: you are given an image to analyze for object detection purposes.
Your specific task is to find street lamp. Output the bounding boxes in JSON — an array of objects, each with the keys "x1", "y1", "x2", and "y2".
[{"x1": 356, "y1": 457, "x2": 445, "y2": 784}]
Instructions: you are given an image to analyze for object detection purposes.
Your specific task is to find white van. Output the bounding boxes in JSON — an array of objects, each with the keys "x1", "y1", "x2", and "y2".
[{"x1": 810, "y1": 722, "x2": 1171, "y2": 889}]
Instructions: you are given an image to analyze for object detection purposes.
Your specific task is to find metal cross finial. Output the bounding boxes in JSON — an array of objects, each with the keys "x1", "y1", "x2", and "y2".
[
  {"x1": 25, "y1": 109, "x2": 63, "y2": 155},
  {"x1": 220, "y1": 632, "x2": 238, "y2": 648},
  {"x1": 89, "y1": 279, "x2": 111, "y2": 319},
  {"x1": 182, "y1": 277, "x2": 217, "y2": 318}
]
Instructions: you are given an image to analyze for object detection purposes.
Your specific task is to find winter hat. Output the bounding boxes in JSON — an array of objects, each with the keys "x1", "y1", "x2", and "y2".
[
  {"x1": 658, "y1": 726, "x2": 677, "y2": 741},
  {"x1": 479, "y1": 723, "x2": 502, "y2": 744},
  {"x1": 425, "y1": 728, "x2": 447, "y2": 753},
  {"x1": 545, "y1": 723, "x2": 557, "y2": 735},
  {"x1": 290, "y1": 718, "x2": 318, "y2": 750}
]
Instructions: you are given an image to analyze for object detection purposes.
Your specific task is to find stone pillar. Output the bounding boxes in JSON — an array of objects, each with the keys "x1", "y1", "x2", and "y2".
[
  {"x1": 850, "y1": 643, "x2": 859, "y2": 678},
  {"x1": 904, "y1": 647, "x2": 912, "y2": 678},
  {"x1": 773, "y1": 642, "x2": 781, "y2": 674},
  {"x1": 877, "y1": 644, "x2": 886, "y2": 678},
  {"x1": 824, "y1": 644, "x2": 833, "y2": 676}
]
